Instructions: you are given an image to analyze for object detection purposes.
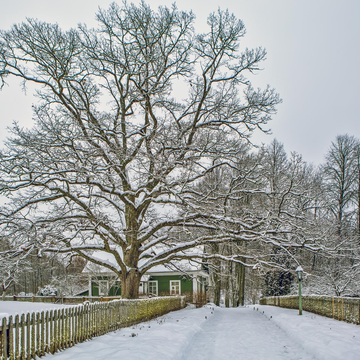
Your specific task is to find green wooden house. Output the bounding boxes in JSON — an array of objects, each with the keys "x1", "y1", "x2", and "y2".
[{"x1": 83, "y1": 253, "x2": 208, "y2": 302}]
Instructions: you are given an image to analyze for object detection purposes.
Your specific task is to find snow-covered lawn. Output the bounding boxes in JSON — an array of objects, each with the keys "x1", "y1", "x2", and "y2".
[
  {"x1": 2, "y1": 301, "x2": 360, "y2": 360},
  {"x1": 0, "y1": 300, "x2": 72, "y2": 319}
]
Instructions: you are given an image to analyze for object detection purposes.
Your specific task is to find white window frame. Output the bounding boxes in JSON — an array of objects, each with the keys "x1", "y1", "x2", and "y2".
[
  {"x1": 97, "y1": 280, "x2": 109, "y2": 296},
  {"x1": 148, "y1": 280, "x2": 158, "y2": 296},
  {"x1": 170, "y1": 280, "x2": 181, "y2": 295}
]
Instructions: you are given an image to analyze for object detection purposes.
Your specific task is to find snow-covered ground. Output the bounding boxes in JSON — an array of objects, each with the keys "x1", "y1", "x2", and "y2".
[
  {"x1": 0, "y1": 300, "x2": 71, "y2": 319},
  {"x1": 2, "y1": 301, "x2": 360, "y2": 360}
]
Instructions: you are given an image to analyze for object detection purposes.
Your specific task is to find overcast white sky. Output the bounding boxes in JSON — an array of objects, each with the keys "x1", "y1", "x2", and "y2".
[{"x1": 0, "y1": 0, "x2": 359, "y2": 165}]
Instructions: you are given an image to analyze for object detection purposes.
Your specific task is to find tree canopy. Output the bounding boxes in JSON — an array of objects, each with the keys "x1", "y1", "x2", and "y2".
[{"x1": 0, "y1": 1, "x2": 286, "y2": 298}]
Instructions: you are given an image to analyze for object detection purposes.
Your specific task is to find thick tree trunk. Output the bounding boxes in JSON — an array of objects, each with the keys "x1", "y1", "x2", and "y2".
[
  {"x1": 213, "y1": 274, "x2": 221, "y2": 306},
  {"x1": 122, "y1": 207, "x2": 141, "y2": 299},
  {"x1": 121, "y1": 269, "x2": 141, "y2": 299},
  {"x1": 224, "y1": 262, "x2": 230, "y2": 308},
  {"x1": 225, "y1": 293, "x2": 229, "y2": 308},
  {"x1": 209, "y1": 242, "x2": 221, "y2": 306},
  {"x1": 237, "y1": 261, "x2": 246, "y2": 306}
]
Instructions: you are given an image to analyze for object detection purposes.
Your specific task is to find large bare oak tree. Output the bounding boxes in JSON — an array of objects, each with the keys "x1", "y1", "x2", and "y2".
[{"x1": 0, "y1": 2, "x2": 281, "y2": 298}]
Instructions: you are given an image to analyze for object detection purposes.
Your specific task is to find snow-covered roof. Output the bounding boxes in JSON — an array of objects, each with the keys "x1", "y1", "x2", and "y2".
[{"x1": 83, "y1": 249, "x2": 205, "y2": 275}]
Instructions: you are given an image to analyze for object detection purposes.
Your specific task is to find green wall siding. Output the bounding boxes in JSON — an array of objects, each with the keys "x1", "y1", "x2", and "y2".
[
  {"x1": 92, "y1": 283, "x2": 99, "y2": 296},
  {"x1": 149, "y1": 275, "x2": 193, "y2": 295},
  {"x1": 110, "y1": 282, "x2": 121, "y2": 296},
  {"x1": 90, "y1": 274, "x2": 200, "y2": 296}
]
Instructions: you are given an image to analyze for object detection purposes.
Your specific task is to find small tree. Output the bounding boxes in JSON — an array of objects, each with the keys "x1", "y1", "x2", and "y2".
[{"x1": 0, "y1": 2, "x2": 281, "y2": 298}]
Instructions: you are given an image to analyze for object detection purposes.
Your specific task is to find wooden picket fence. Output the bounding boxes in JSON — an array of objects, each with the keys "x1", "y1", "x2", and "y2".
[{"x1": 0, "y1": 296, "x2": 185, "y2": 360}]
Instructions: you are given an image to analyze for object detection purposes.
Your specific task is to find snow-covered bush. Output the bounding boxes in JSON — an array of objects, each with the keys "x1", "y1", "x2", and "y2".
[{"x1": 37, "y1": 284, "x2": 58, "y2": 296}]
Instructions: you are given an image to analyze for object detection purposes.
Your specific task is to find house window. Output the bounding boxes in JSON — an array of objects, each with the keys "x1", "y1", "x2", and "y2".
[
  {"x1": 170, "y1": 280, "x2": 181, "y2": 295},
  {"x1": 98, "y1": 280, "x2": 109, "y2": 296},
  {"x1": 148, "y1": 281, "x2": 158, "y2": 296}
]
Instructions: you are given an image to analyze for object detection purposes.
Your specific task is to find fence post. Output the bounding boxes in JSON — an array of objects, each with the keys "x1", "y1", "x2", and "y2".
[
  {"x1": 40, "y1": 311, "x2": 45, "y2": 356},
  {"x1": 20, "y1": 313, "x2": 25, "y2": 360},
  {"x1": 64, "y1": 308, "x2": 69, "y2": 349},
  {"x1": 60, "y1": 308, "x2": 65, "y2": 350},
  {"x1": 26, "y1": 312, "x2": 30, "y2": 360},
  {"x1": 1, "y1": 317, "x2": 7, "y2": 360},
  {"x1": 80, "y1": 305, "x2": 84, "y2": 341},
  {"x1": 0, "y1": 320, "x2": 2, "y2": 360},
  {"x1": 14, "y1": 315, "x2": 19, "y2": 360},
  {"x1": 44, "y1": 311, "x2": 49, "y2": 354},
  {"x1": 49, "y1": 310, "x2": 54, "y2": 354},
  {"x1": 31, "y1": 313, "x2": 36, "y2": 359},
  {"x1": 52, "y1": 310, "x2": 56, "y2": 354},
  {"x1": 75, "y1": 306, "x2": 79, "y2": 344},
  {"x1": 36, "y1": 312, "x2": 40, "y2": 357},
  {"x1": 8, "y1": 315, "x2": 14, "y2": 360},
  {"x1": 71, "y1": 307, "x2": 75, "y2": 346}
]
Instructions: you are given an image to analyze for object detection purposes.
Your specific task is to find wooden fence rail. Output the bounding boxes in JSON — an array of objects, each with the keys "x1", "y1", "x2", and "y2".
[
  {"x1": 1, "y1": 295, "x2": 123, "y2": 304},
  {"x1": 0, "y1": 296, "x2": 186, "y2": 360},
  {"x1": 260, "y1": 295, "x2": 360, "y2": 324}
]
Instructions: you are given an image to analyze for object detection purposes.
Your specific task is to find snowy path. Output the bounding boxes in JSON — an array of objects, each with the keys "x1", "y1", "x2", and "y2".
[
  {"x1": 1, "y1": 302, "x2": 356, "y2": 360},
  {"x1": 180, "y1": 307, "x2": 314, "y2": 360}
]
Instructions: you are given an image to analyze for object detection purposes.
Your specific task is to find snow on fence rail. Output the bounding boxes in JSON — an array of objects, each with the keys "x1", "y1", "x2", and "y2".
[
  {"x1": 0, "y1": 296, "x2": 186, "y2": 360},
  {"x1": 260, "y1": 295, "x2": 360, "y2": 324}
]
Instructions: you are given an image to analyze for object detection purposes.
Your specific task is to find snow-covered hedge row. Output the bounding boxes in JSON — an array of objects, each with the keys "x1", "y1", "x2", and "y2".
[
  {"x1": 117, "y1": 296, "x2": 187, "y2": 324},
  {"x1": 260, "y1": 295, "x2": 360, "y2": 324}
]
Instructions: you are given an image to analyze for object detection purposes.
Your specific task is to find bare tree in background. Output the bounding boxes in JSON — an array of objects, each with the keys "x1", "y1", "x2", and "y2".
[
  {"x1": 200, "y1": 140, "x2": 320, "y2": 304},
  {"x1": 0, "y1": 238, "x2": 30, "y2": 299},
  {"x1": 322, "y1": 134, "x2": 358, "y2": 235},
  {"x1": 312, "y1": 134, "x2": 360, "y2": 296},
  {"x1": 0, "y1": 2, "x2": 283, "y2": 298}
]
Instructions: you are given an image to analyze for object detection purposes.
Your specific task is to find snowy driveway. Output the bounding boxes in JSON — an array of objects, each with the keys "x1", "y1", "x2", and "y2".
[
  {"x1": 38, "y1": 304, "x2": 360, "y2": 360},
  {"x1": 180, "y1": 307, "x2": 314, "y2": 360}
]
